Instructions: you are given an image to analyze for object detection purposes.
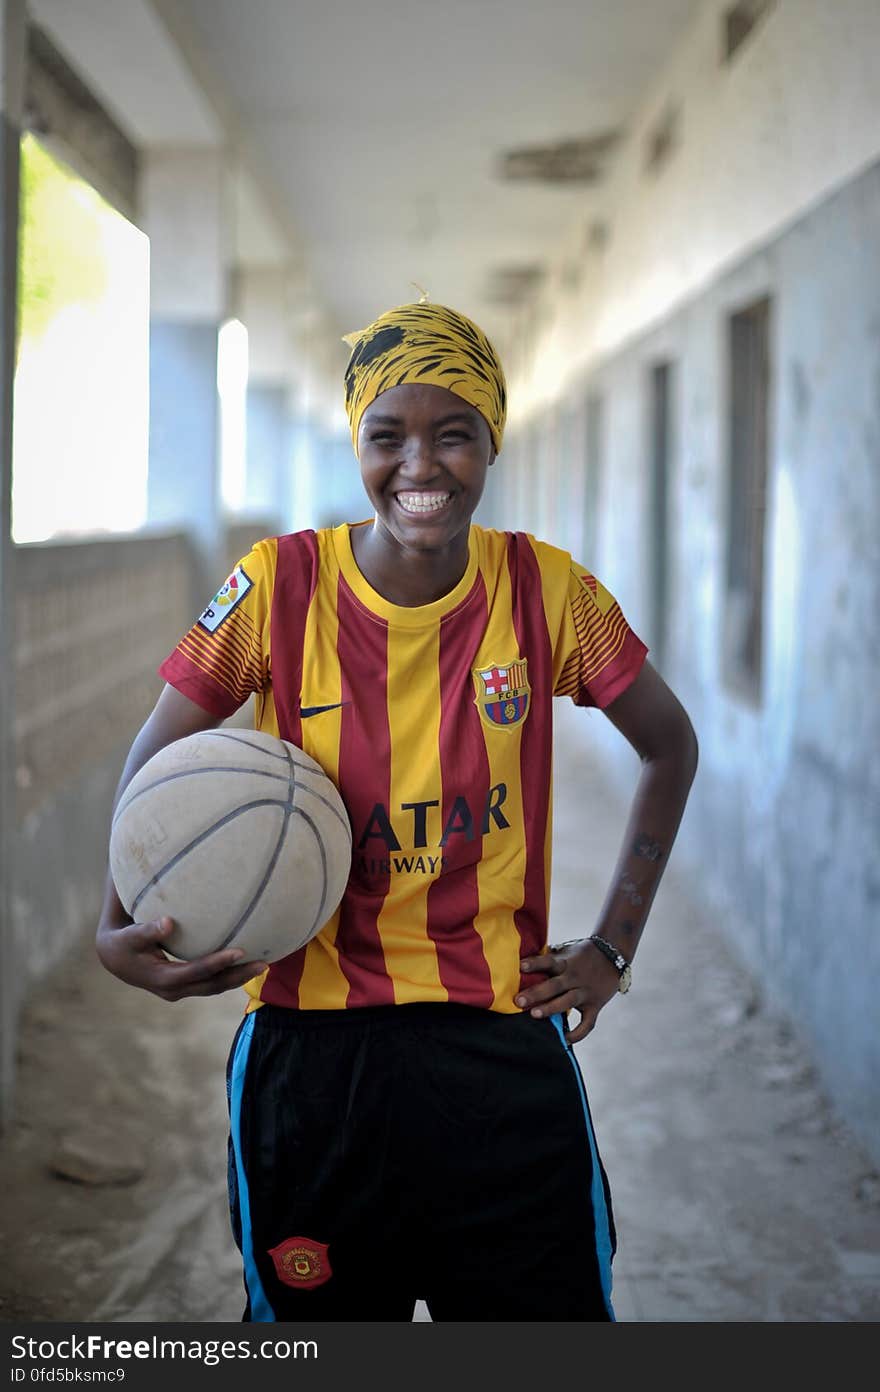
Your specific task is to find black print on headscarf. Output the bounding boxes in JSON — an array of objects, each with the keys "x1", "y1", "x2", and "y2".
[{"x1": 345, "y1": 326, "x2": 406, "y2": 405}]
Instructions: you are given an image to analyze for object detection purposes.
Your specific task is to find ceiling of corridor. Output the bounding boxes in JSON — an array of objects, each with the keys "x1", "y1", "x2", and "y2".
[{"x1": 31, "y1": 0, "x2": 702, "y2": 341}]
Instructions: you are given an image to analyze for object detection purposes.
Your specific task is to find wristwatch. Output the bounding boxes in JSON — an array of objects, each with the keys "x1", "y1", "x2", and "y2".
[{"x1": 589, "y1": 935, "x2": 632, "y2": 994}]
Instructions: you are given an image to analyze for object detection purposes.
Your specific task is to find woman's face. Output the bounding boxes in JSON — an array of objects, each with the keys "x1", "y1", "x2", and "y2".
[{"x1": 356, "y1": 382, "x2": 494, "y2": 556}]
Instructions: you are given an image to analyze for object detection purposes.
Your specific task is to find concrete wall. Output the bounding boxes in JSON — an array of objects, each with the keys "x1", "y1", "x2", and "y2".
[
  {"x1": 4, "y1": 533, "x2": 194, "y2": 1119},
  {"x1": 506, "y1": 0, "x2": 880, "y2": 417},
  {"x1": 12, "y1": 533, "x2": 195, "y2": 950},
  {"x1": 505, "y1": 160, "x2": 880, "y2": 1163}
]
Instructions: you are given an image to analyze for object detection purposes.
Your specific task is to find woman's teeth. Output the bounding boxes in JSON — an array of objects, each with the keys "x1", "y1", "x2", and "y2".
[{"x1": 395, "y1": 492, "x2": 452, "y2": 514}]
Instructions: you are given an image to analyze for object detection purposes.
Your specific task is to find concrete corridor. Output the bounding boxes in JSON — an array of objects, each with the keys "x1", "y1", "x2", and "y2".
[{"x1": 1, "y1": 702, "x2": 878, "y2": 1325}]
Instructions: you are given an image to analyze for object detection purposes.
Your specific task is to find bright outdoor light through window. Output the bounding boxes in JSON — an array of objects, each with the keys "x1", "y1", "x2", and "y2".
[{"x1": 12, "y1": 135, "x2": 150, "y2": 544}]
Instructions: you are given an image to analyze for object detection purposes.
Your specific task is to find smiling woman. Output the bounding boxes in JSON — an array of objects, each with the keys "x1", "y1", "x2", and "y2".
[
  {"x1": 353, "y1": 383, "x2": 494, "y2": 603},
  {"x1": 96, "y1": 296, "x2": 698, "y2": 1324}
]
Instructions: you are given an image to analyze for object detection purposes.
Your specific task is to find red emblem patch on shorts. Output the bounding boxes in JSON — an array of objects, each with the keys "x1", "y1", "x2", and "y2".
[{"x1": 268, "y1": 1235, "x2": 332, "y2": 1290}]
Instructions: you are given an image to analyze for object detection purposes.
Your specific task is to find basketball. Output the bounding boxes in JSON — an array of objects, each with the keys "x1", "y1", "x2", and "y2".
[{"x1": 109, "y1": 729, "x2": 352, "y2": 964}]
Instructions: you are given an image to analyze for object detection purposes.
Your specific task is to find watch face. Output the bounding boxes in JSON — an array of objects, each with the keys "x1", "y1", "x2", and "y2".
[{"x1": 619, "y1": 964, "x2": 633, "y2": 994}]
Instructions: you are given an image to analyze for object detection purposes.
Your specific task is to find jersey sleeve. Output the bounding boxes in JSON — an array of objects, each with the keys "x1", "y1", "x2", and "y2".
[
  {"x1": 158, "y1": 540, "x2": 275, "y2": 718},
  {"x1": 552, "y1": 561, "x2": 648, "y2": 709}
]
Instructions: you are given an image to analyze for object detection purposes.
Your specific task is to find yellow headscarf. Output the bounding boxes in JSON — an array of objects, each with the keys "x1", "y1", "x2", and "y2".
[{"x1": 342, "y1": 301, "x2": 507, "y2": 456}]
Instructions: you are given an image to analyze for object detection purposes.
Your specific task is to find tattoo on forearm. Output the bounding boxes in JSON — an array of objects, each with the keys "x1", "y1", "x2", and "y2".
[
  {"x1": 633, "y1": 834, "x2": 665, "y2": 862},
  {"x1": 619, "y1": 874, "x2": 643, "y2": 906}
]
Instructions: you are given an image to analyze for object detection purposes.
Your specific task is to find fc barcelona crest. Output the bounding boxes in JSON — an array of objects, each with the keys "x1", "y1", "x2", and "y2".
[{"x1": 473, "y1": 659, "x2": 530, "y2": 730}]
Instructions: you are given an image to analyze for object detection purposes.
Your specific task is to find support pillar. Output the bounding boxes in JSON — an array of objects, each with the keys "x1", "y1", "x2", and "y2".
[
  {"x1": 141, "y1": 148, "x2": 229, "y2": 604},
  {"x1": 245, "y1": 380, "x2": 288, "y2": 520},
  {"x1": 236, "y1": 266, "x2": 294, "y2": 532}
]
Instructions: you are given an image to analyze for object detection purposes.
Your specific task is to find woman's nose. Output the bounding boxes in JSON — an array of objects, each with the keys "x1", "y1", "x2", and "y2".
[{"x1": 400, "y1": 436, "x2": 437, "y2": 477}]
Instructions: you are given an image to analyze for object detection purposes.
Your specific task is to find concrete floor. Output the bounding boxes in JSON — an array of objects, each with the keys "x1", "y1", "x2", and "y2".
[{"x1": 1, "y1": 703, "x2": 878, "y2": 1324}]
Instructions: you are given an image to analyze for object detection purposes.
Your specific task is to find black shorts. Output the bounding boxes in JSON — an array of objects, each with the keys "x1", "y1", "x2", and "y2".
[{"x1": 226, "y1": 1001, "x2": 616, "y2": 1322}]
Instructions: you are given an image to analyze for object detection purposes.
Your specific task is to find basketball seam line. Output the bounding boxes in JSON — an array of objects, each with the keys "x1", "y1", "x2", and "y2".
[
  {"x1": 288, "y1": 807, "x2": 330, "y2": 945},
  {"x1": 201, "y1": 730, "x2": 350, "y2": 835},
  {"x1": 215, "y1": 805, "x2": 294, "y2": 952},
  {"x1": 212, "y1": 737, "x2": 338, "y2": 787},
  {"x1": 130, "y1": 798, "x2": 294, "y2": 919},
  {"x1": 112, "y1": 765, "x2": 292, "y2": 827},
  {"x1": 289, "y1": 785, "x2": 351, "y2": 836},
  {"x1": 214, "y1": 740, "x2": 300, "y2": 953},
  {"x1": 206, "y1": 731, "x2": 292, "y2": 762},
  {"x1": 217, "y1": 802, "x2": 333, "y2": 955},
  {"x1": 116, "y1": 769, "x2": 348, "y2": 837}
]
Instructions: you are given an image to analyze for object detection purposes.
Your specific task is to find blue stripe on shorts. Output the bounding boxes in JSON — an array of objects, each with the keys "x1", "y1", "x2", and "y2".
[
  {"x1": 229, "y1": 1012, "x2": 275, "y2": 1322},
  {"x1": 551, "y1": 1013, "x2": 616, "y2": 1320}
]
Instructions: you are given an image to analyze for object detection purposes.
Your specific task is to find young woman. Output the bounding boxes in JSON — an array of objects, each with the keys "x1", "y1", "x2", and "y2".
[{"x1": 97, "y1": 300, "x2": 698, "y2": 1321}]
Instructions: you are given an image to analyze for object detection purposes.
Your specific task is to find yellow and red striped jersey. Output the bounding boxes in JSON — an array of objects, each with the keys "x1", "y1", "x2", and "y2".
[{"x1": 159, "y1": 523, "x2": 647, "y2": 1014}]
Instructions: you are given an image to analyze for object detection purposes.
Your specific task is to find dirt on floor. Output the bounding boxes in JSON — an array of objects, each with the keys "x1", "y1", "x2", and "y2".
[{"x1": 0, "y1": 930, "x2": 245, "y2": 1324}]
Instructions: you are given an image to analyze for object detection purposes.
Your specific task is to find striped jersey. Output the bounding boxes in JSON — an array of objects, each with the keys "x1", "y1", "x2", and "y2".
[{"x1": 158, "y1": 522, "x2": 647, "y2": 1014}]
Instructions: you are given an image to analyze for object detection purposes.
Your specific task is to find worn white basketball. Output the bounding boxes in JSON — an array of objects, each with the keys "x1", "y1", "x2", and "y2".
[{"x1": 110, "y1": 729, "x2": 352, "y2": 964}]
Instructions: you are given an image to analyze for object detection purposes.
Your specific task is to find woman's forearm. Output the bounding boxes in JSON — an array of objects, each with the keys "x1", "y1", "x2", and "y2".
[{"x1": 586, "y1": 734, "x2": 698, "y2": 962}]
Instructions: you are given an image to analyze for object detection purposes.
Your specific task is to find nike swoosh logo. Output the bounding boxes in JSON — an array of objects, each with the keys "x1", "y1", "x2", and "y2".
[{"x1": 300, "y1": 702, "x2": 349, "y2": 719}]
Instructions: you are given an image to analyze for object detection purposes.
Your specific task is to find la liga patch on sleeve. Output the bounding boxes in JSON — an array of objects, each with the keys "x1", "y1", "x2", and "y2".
[{"x1": 197, "y1": 564, "x2": 252, "y2": 632}]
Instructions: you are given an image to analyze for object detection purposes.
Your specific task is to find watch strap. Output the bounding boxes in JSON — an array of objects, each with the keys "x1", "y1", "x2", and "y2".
[{"x1": 589, "y1": 934, "x2": 630, "y2": 975}]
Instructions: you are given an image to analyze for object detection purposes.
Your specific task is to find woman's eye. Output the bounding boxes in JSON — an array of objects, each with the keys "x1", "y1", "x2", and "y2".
[
  {"x1": 370, "y1": 433, "x2": 398, "y2": 445},
  {"x1": 440, "y1": 432, "x2": 470, "y2": 444}
]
